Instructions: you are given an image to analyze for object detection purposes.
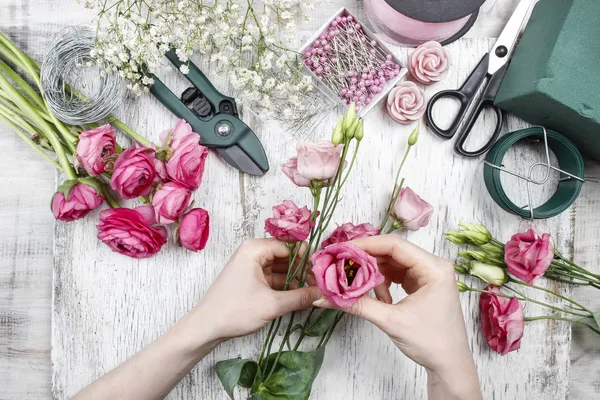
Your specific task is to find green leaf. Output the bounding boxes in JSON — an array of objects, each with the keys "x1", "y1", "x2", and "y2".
[
  {"x1": 216, "y1": 358, "x2": 258, "y2": 399},
  {"x1": 304, "y1": 309, "x2": 340, "y2": 337},
  {"x1": 593, "y1": 311, "x2": 600, "y2": 331},
  {"x1": 56, "y1": 179, "x2": 78, "y2": 198},
  {"x1": 254, "y1": 347, "x2": 325, "y2": 400}
]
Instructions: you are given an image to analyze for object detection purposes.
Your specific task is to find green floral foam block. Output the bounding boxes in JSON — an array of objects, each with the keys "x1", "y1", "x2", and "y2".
[{"x1": 495, "y1": 0, "x2": 600, "y2": 160}]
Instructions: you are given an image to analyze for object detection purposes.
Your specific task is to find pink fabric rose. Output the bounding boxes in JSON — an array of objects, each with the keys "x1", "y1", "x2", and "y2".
[
  {"x1": 480, "y1": 286, "x2": 525, "y2": 355},
  {"x1": 111, "y1": 146, "x2": 157, "y2": 199},
  {"x1": 151, "y1": 182, "x2": 192, "y2": 224},
  {"x1": 265, "y1": 200, "x2": 314, "y2": 242},
  {"x1": 51, "y1": 183, "x2": 103, "y2": 222},
  {"x1": 311, "y1": 243, "x2": 385, "y2": 308},
  {"x1": 391, "y1": 187, "x2": 433, "y2": 231},
  {"x1": 409, "y1": 41, "x2": 450, "y2": 85},
  {"x1": 296, "y1": 141, "x2": 343, "y2": 181},
  {"x1": 177, "y1": 208, "x2": 210, "y2": 252},
  {"x1": 281, "y1": 157, "x2": 312, "y2": 187},
  {"x1": 504, "y1": 228, "x2": 554, "y2": 284},
  {"x1": 161, "y1": 119, "x2": 208, "y2": 190},
  {"x1": 386, "y1": 81, "x2": 426, "y2": 124},
  {"x1": 75, "y1": 124, "x2": 117, "y2": 176},
  {"x1": 97, "y1": 206, "x2": 168, "y2": 258},
  {"x1": 322, "y1": 222, "x2": 380, "y2": 248}
]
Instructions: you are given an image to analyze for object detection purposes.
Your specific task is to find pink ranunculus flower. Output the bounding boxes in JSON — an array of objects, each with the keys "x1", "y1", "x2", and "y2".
[
  {"x1": 281, "y1": 157, "x2": 312, "y2": 187},
  {"x1": 151, "y1": 182, "x2": 192, "y2": 224},
  {"x1": 409, "y1": 41, "x2": 450, "y2": 85},
  {"x1": 75, "y1": 124, "x2": 117, "y2": 176},
  {"x1": 322, "y1": 222, "x2": 380, "y2": 248},
  {"x1": 51, "y1": 183, "x2": 104, "y2": 222},
  {"x1": 177, "y1": 208, "x2": 210, "y2": 252},
  {"x1": 480, "y1": 286, "x2": 525, "y2": 355},
  {"x1": 111, "y1": 146, "x2": 157, "y2": 199},
  {"x1": 97, "y1": 206, "x2": 167, "y2": 258},
  {"x1": 161, "y1": 119, "x2": 208, "y2": 190},
  {"x1": 265, "y1": 200, "x2": 315, "y2": 242},
  {"x1": 296, "y1": 141, "x2": 343, "y2": 181},
  {"x1": 386, "y1": 81, "x2": 426, "y2": 124},
  {"x1": 391, "y1": 187, "x2": 433, "y2": 231},
  {"x1": 311, "y1": 243, "x2": 385, "y2": 308},
  {"x1": 504, "y1": 228, "x2": 554, "y2": 284}
]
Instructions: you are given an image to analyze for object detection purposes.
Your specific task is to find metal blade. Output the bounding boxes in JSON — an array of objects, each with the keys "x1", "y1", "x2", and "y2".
[
  {"x1": 217, "y1": 146, "x2": 266, "y2": 176},
  {"x1": 488, "y1": 0, "x2": 536, "y2": 75}
]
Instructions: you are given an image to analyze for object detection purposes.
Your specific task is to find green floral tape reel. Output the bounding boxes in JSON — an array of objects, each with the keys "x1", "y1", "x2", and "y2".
[{"x1": 483, "y1": 127, "x2": 584, "y2": 219}]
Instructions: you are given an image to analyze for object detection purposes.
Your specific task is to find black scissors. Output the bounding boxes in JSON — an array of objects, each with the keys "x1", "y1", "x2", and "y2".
[
  {"x1": 426, "y1": 0, "x2": 535, "y2": 157},
  {"x1": 149, "y1": 50, "x2": 269, "y2": 175}
]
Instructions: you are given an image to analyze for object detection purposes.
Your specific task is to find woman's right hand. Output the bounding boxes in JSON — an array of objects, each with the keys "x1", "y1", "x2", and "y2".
[{"x1": 313, "y1": 235, "x2": 482, "y2": 400}]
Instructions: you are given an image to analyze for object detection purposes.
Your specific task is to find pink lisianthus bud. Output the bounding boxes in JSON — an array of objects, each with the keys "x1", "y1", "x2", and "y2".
[
  {"x1": 281, "y1": 157, "x2": 312, "y2": 187},
  {"x1": 392, "y1": 187, "x2": 433, "y2": 231},
  {"x1": 504, "y1": 228, "x2": 554, "y2": 284},
  {"x1": 97, "y1": 206, "x2": 167, "y2": 258},
  {"x1": 111, "y1": 146, "x2": 157, "y2": 199},
  {"x1": 311, "y1": 243, "x2": 385, "y2": 308},
  {"x1": 151, "y1": 182, "x2": 192, "y2": 224},
  {"x1": 480, "y1": 286, "x2": 525, "y2": 355},
  {"x1": 386, "y1": 82, "x2": 426, "y2": 124},
  {"x1": 177, "y1": 208, "x2": 210, "y2": 252},
  {"x1": 264, "y1": 200, "x2": 315, "y2": 242},
  {"x1": 161, "y1": 119, "x2": 208, "y2": 190},
  {"x1": 322, "y1": 222, "x2": 380, "y2": 248},
  {"x1": 296, "y1": 141, "x2": 343, "y2": 181},
  {"x1": 75, "y1": 124, "x2": 117, "y2": 176},
  {"x1": 51, "y1": 182, "x2": 104, "y2": 222},
  {"x1": 408, "y1": 41, "x2": 450, "y2": 85}
]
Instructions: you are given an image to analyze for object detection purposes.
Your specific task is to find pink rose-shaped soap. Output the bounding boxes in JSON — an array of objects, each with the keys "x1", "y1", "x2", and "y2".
[
  {"x1": 97, "y1": 206, "x2": 168, "y2": 258},
  {"x1": 281, "y1": 157, "x2": 312, "y2": 188},
  {"x1": 151, "y1": 182, "x2": 192, "y2": 224},
  {"x1": 409, "y1": 41, "x2": 450, "y2": 85},
  {"x1": 265, "y1": 200, "x2": 314, "y2": 242},
  {"x1": 111, "y1": 146, "x2": 157, "y2": 199},
  {"x1": 296, "y1": 141, "x2": 343, "y2": 181},
  {"x1": 51, "y1": 183, "x2": 104, "y2": 222},
  {"x1": 480, "y1": 286, "x2": 525, "y2": 355},
  {"x1": 392, "y1": 187, "x2": 433, "y2": 231},
  {"x1": 75, "y1": 124, "x2": 117, "y2": 176},
  {"x1": 504, "y1": 228, "x2": 554, "y2": 284},
  {"x1": 312, "y1": 243, "x2": 385, "y2": 308},
  {"x1": 322, "y1": 222, "x2": 380, "y2": 248},
  {"x1": 177, "y1": 208, "x2": 210, "y2": 252},
  {"x1": 386, "y1": 81, "x2": 426, "y2": 124}
]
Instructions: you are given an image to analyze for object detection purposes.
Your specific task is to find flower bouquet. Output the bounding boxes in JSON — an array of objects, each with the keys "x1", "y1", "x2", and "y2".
[{"x1": 0, "y1": 32, "x2": 210, "y2": 258}]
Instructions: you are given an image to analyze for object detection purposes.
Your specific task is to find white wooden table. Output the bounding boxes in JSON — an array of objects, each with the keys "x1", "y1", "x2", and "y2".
[{"x1": 1, "y1": 0, "x2": 600, "y2": 399}]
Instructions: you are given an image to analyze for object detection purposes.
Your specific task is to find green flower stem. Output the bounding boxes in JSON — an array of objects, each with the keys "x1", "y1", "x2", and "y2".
[
  {"x1": 292, "y1": 308, "x2": 316, "y2": 351},
  {"x1": 379, "y1": 177, "x2": 405, "y2": 231},
  {"x1": 101, "y1": 184, "x2": 120, "y2": 208},
  {"x1": 386, "y1": 225, "x2": 397, "y2": 234},
  {"x1": 509, "y1": 278, "x2": 593, "y2": 314},
  {"x1": 0, "y1": 94, "x2": 54, "y2": 125},
  {"x1": 258, "y1": 320, "x2": 277, "y2": 366},
  {"x1": 108, "y1": 116, "x2": 150, "y2": 146},
  {"x1": 502, "y1": 285, "x2": 591, "y2": 318},
  {"x1": 0, "y1": 58, "x2": 45, "y2": 109},
  {"x1": 550, "y1": 262, "x2": 600, "y2": 285},
  {"x1": 554, "y1": 250, "x2": 600, "y2": 278},
  {"x1": 0, "y1": 113, "x2": 63, "y2": 170},
  {"x1": 338, "y1": 140, "x2": 360, "y2": 188},
  {"x1": 524, "y1": 315, "x2": 600, "y2": 335},
  {"x1": 320, "y1": 312, "x2": 344, "y2": 348}
]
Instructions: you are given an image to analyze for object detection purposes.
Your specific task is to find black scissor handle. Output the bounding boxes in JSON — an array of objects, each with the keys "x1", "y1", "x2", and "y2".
[{"x1": 426, "y1": 54, "x2": 491, "y2": 140}]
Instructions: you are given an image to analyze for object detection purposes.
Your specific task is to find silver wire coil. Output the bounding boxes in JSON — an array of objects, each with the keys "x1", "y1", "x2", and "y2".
[{"x1": 41, "y1": 26, "x2": 125, "y2": 125}]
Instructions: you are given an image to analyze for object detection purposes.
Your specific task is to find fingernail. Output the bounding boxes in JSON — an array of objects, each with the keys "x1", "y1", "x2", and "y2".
[{"x1": 312, "y1": 298, "x2": 328, "y2": 307}]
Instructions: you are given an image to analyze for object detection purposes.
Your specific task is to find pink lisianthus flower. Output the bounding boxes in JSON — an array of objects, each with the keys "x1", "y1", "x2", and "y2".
[
  {"x1": 111, "y1": 146, "x2": 157, "y2": 199},
  {"x1": 75, "y1": 124, "x2": 117, "y2": 176},
  {"x1": 177, "y1": 208, "x2": 210, "y2": 252},
  {"x1": 151, "y1": 182, "x2": 192, "y2": 224},
  {"x1": 51, "y1": 182, "x2": 104, "y2": 222},
  {"x1": 392, "y1": 187, "x2": 433, "y2": 231},
  {"x1": 322, "y1": 222, "x2": 380, "y2": 248},
  {"x1": 296, "y1": 141, "x2": 343, "y2": 181},
  {"x1": 264, "y1": 200, "x2": 315, "y2": 242},
  {"x1": 281, "y1": 157, "x2": 312, "y2": 187},
  {"x1": 504, "y1": 228, "x2": 554, "y2": 284},
  {"x1": 480, "y1": 286, "x2": 525, "y2": 355}
]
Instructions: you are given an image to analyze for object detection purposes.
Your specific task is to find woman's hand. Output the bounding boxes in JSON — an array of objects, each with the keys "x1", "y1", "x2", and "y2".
[
  {"x1": 313, "y1": 235, "x2": 482, "y2": 400},
  {"x1": 194, "y1": 238, "x2": 322, "y2": 343}
]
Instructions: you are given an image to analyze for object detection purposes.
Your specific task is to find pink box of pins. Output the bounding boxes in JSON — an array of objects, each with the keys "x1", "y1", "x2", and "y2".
[{"x1": 299, "y1": 7, "x2": 407, "y2": 117}]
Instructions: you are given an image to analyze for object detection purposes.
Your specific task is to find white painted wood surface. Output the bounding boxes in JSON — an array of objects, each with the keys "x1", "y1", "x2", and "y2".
[{"x1": 1, "y1": 0, "x2": 599, "y2": 399}]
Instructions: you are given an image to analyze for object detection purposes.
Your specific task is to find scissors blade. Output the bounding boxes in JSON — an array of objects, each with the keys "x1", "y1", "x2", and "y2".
[
  {"x1": 217, "y1": 145, "x2": 267, "y2": 176},
  {"x1": 488, "y1": 0, "x2": 536, "y2": 75}
]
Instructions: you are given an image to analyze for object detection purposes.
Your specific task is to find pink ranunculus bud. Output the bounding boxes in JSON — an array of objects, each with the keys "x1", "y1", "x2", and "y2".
[
  {"x1": 322, "y1": 222, "x2": 380, "y2": 248},
  {"x1": 97, "y1": 206, "x2": 167, "y2": 258},
  {"x1": 75, "y1": 124, "x2": 117, "y2": 176},
  {"x1": 480, "y1": 286, "x2": 525, "y2": 355},
  {"x1": 408, "y1": 41, "x2": 450, "y2": 85},
  {"x1": 161, "y1": 119, "x2": 208, "y2": 190},
  {"x1": 391, "y1": 187, "x2": 433, "y2": 231},
  {"x1": 386, "y1": 81, "x2": 426, "y2": 124},
  {"x1": 111, "y1": 146, "x2": 157, "y2": 199},
  {"x1": 151, "y1": 182, "x2": 192, "y2": 224},
  {"x1": 311, "y1": 242, "x2": 385, "y2": 308},
  {"x1": 51, "y1": 182, "x2": 104, "y2": 222},
  {"x1": 264, "y1": 200, "x2": 315, "y2": 242},
  {"x1": 296, "y1": 141, "x2": 343, "y2": 181},
  {"x1": 504, "y1": 228, "x2": 554, "y2": 284},
  {"x1": 177, "y1": 208, "x2": 210, "y2": 252},
  {"x1": 281, "y1": 157, "x2": 312, "y2": 187}
]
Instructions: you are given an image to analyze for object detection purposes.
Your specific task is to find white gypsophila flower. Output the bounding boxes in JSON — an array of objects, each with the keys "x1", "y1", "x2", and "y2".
[{"x1": 180, "y1": 64, "x2": 190, "y2": 74}]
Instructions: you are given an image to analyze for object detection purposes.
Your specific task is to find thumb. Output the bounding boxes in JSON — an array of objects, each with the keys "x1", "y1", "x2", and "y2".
[
  {"x1": 274, "y1": 286, "x2": 322, "y2": 316},
  {"x1": 313, "y1": 295, "x2": 391, "y2": 329}
]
